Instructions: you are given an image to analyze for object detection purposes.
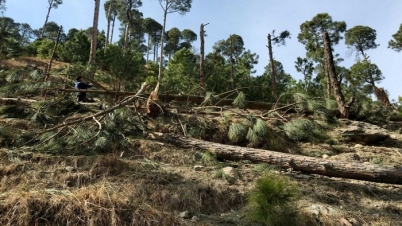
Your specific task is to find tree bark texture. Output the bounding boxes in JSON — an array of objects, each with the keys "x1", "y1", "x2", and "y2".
[
  {"x1": 104, "y1": 0, "x2": 113, "y2": 53},
  {"x1": 199, "y1": 23, "x2": 207, "y2": 96},
  {"x1": 164, "y1": 134, "x2": 402, "y2": 184},
  {"x1": 322, "y1": 31, "x2": 349, "y2": 118},
  {"x1": 46, "y1": 25, "x2": 62, "y2": 76},
  {"x1": 267, "y1": 34, "x2": 277, "y2": 99},
  {"x1": 229, "y1": 35, "x2": 236, "y2": 90},
  {"x1": 89, "y1": 0, "x2": 100, "y2": 65},
  {"x1": 158, "y1": 7, "x2": 168, "y2": 83},
  {"x1": 40, "y1": 0, "x2": 53, "y2": 39}
]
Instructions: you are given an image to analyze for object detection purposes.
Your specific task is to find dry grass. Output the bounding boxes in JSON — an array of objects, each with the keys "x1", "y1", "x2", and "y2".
[
  {"x1": 1, "y1": 56, "x2": 68, "y2": 70},
  {"x1": 0, "y1": 150, "x2": 245, "y2": 225}
]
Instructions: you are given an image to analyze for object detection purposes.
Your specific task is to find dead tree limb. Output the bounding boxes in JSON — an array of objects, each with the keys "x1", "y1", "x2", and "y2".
[
  {"x1": 39, "y1": 83, "x2": 148, "y2": 134},
  {"x1": 163, "y1": 134, "x2": 402, "y2": 185}
]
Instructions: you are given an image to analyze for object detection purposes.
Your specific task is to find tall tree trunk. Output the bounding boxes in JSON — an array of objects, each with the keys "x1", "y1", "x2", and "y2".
[
  {"x1": 199, "y1": 23, "x2": 208, "y2": 96},
  {"x1": 110, "y1": 16, "x2": 116, "y2": 44},
  {"x1": 162, "y1": 135, "x2": 402, "y2": 185},
  {"x1": 89, "y1": 0, "x2": 100, "y2": 66},
  {"x1": 157, "y1": 6, "x2": 168, "y2": 83},
  {"x1": 229, "y1": 35, "x2": 236, "y2": 90},
  {"x1": 123, "y1": 24, "x2": 130, "y2": 51},
  {"x1": 42, "y1": 26, "x2": 62, "y2": 97},
  {"x1": 46, "y1": 25, "x2": 62, "y2": 75},
  {"x1": 104, "y1": 0, "x2": 114, "y2": 53},
  {"x1": 144, "y1": 33, "x2": 150, "y2": 63},
  {"x1": 154, "y1": 42, "x2": 158, "y2": 62},
  {"x1": 40, "y1": 0, "x2": 54, "y2": 39},
  {"x1": 322, "y1": 31, "x2": 350, "y2": 118},
  {"x1": 325, "y1": 68, "x2": 332, "y2": 98},
  {"x1": 267, "y1": 34, "x2": 277, "y2": 99}
]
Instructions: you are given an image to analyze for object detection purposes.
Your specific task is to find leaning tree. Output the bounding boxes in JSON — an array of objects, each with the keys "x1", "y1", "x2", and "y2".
[
  {"x1": 297, "y1": 13, "x2": 346, "y2": 98},
  {"x1": 40, "y1": 0, "x2": 63, "y2": 39},
  {"x1": 345, "y1": 25, "x2": 390, "y2": 106}
]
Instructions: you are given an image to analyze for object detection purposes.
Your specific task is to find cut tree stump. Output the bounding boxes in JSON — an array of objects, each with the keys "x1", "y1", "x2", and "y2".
[{"x1": 162, "y1": 134, "x2": 402, "y2": 185}]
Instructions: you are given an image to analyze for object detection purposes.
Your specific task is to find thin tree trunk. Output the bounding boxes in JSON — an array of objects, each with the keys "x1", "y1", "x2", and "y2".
[
  {"x1": 158, "y1": 8, "x2": 168, "y2": 82},
  {"x1": 46, "y1": 26, "x2": 62, "y2": 76},
  {"x1": 154, "y1": 41, "x2": 158, "y2": 62},
  {"x1": 229, "y1": 35, "x2": 236, "y2": 90},
  {"x1": 267, "y1": 34, "x2": 277, "y2": 99},
  {"x1": 42, "y1": 26, "x2": 62, "y2": 97},
  {"x1": 199, "y1": 23, "x2": 208, "y2": 96},
  {"x1": 325, "y1": 65, "x2": 332, "y2": 98},
  {"x1": 110, "y1": 15, "x2": 116, "y2": 44},
  {"x1": 146, "y1": 33, "x2": 151, "y2": 63},
  {"x1": 40, "y1": 0, "x2": 53, "y2": 39},
  {"x1": 89, "y1": 0, "x2": 100, "y2": 66},
  {"x1": 163, "y1": 134, "x2": 402, "y2": 185},
  {"x1": 322, "y1": 31, "x2": 350, "y2": 118},
  {"x1": 124, "y1": 24, "x2": 129, "y2": 51},
  {"x1": 104, "y1": 0, "x2": 114, "y2": 53}
]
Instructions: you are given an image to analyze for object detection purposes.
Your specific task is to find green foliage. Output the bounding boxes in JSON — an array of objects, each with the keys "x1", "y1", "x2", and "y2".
[
  {"x1": 244, "y1": 173, "x2": 302, "y2": 226},
  {"x1": 202, "y1": 92, "x2": 219, "y2": 105},
  {"x1": 24, "y1": 39, "x2": 43, "y2": 56},
  {"x1": 30, "y1": 111, "x2": 53, "y2": 125},
  {"x1": 293, "y1": 93, "x2": 335, "y2": 121},
  {"x1": 36, "y1": 39, "x2": 55, "y2": 59},
  {"x1": 228, "y1": 122, "x2": 248, "y2": 143},
  {"x1": 228, "y1": 117, "x2": 270, "y2": 144},
  {"x1": 0, "y1": 105, "x2": 32, "y2": 118},
  {"x1": 197, "y1": 150, "x2": 218, "y2": 166},
  {"x1": 57, "y1": 30, "x2": 90, "y2": 63},
  {"x1": 34, "y1": 106, "x2": 143, "y2": 155},
  {"x1": 98, "y1": 44, "x2": 145, "y2": 91},
  {"x1": 350, "y1": 100, "x2": 392, "y2": 125},
  {"x1": 163, "y1": 48, "x2": 198, "y2": 94},
  {"x1": 284, "y1": 118, "x2": 328, "y2": 143},
  {"x1": 345, "y1": 25, "x2": 379, "y2": 58},
  {"x1": 298, "y1": 13, "x2": 346, "y2": 61},
  {"x1": 254, "y1": 163, "x2": 279, "y2": 173},
  {"x1": 1, "y1": 69, "x2": 49, "y2": 97},
  {"x1": 0, "y1": 126, "x2": 18, "y2": 147},
  {"x1": 0, "y1": 17, "x2": 22, "y2": 59},
  {"x1": 388, "y1": 23, "x2": 402, "y2": 52},
  {"x1": 232, "y1": 91, "x2": 247, "y2": 108},
  {"x1": 214, "y1": 169, "x2": 230, "y2": 180},
  {"x1": 348, "y1": 60, "x2": 383, "y2": 94}
]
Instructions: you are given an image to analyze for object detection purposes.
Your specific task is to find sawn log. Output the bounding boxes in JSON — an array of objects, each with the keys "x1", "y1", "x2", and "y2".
[{"x1": 163, "y1": 134, "x2": 402, "y2": 184}]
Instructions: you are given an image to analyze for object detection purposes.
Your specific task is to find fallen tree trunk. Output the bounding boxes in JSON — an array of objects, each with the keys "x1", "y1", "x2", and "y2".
[
  {"x1": 55, "y1": 89, "x2": 277, "y2": 110},
  {"x1": 162, "y1": 134, "x2": 402, "y2": 184}
]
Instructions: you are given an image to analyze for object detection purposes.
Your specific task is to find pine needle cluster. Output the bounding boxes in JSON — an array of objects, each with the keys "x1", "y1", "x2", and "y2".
[
  {"x1": 244, "y1": 173, "x2": 302, "y2": 226},
  {"x1": 1, "y1": 69, "x2": 49, "y2": 97},
  {"x1": 232, "y1": 91, "x2": 247, "y2": 109},
  {"x1": 293, "y1": 93, "x2": 335, "y2": 121},
  {"x1": 228, "y1": 117, "x2": 269, "y2": 143},
  {"x1": 36, "y1": 108, "x2": 143, "y2": 154},
  {"x1": 283, "y1": 118, "x2": 328, "y2": 143}
]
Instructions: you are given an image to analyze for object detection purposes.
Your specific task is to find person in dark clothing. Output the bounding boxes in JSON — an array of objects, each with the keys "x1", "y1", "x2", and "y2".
[{"x1": 74, "y1": 76, "x2": 93, "y2": 102}]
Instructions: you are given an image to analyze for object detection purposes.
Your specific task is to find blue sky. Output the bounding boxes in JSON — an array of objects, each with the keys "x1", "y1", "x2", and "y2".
[{"x1": 5, "y1": 0, "x2": 402, "y2": 100}]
